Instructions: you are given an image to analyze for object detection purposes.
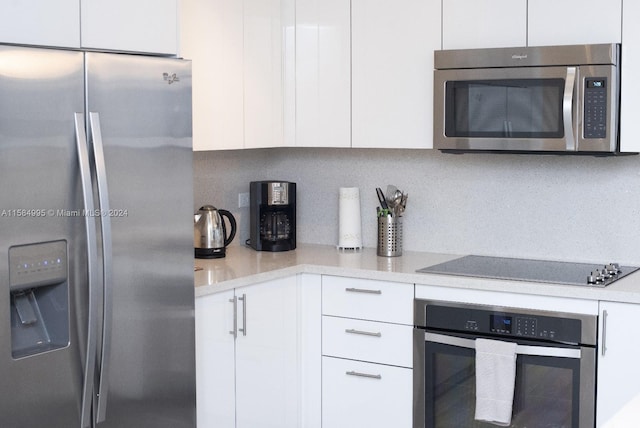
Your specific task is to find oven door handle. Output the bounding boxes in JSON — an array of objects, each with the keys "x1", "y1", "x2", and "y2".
[{"x1": 425, "y1": 332, "x2": 581, "y2": 359}]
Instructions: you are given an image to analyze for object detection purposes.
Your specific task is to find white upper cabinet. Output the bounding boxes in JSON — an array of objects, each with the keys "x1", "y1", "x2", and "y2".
[
  {"x1": 0, "y1": 0, "x2": 178, "y2": 55},
  {"x1": 80, "y1": 0, "x2": 178, "y2": 54},
  {"x1": 243, "y1": 0, "x2": 289, "y2": 149},
  {"x1": 620, "y1": 1, "x2": 640, "y2": 153},
  {"x1": 442, "y1": 0, "x2": 526, "y2": 49},
  {"x1": 442, "y1": 0, "x2": 621, "y2": 49},
  {"x1": 529, "y1": 0, "x2": 622, "y2": 46},
  {"x1": 181, "y1": 0, "x2": 244, "y2": 151},
  {"x1": 0, "y1": 0, "x2": 80, "y2": 48},
  {"x1": 352, "y1": 0, "x2": 441, "y2": 149},
  {"x1": 295, "y1": 0, "x2": 351, "y2": 148},
  {"x1": 181, "y1": 0, "x2": 289, "y2": 151}
]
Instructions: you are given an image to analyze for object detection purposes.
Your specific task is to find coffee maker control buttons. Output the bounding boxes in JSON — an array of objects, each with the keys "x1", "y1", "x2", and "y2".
[{"x1": 268, "y1": 182, "x2": 289, "y2": 205}]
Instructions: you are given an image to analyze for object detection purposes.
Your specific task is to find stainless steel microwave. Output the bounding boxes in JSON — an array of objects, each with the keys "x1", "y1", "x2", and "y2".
[{"x1": 434, "y1": 44, "x2": 625, "y2": 154}]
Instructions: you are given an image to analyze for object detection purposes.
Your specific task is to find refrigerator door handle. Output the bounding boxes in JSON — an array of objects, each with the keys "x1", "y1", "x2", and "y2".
[
  {"x1": 89, "y1": 112, "x2": 113, "y2": 424},
  {"x1": 74, "y1": 113, "x2": 100, "y2": 428}
]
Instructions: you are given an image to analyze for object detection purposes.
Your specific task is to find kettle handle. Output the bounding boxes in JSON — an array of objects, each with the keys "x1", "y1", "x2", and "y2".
[{"x1": 218, "y1": 209, "x2": 237, "y2": 247}]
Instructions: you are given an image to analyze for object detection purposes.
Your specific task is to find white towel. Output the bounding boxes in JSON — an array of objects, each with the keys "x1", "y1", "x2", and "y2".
[{"x1": 474, "y1": 338, "x2": 518, "y2": 426}]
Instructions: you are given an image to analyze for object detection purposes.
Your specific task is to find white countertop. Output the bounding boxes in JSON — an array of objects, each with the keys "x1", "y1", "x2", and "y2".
[{"x1": 194, "y1": 244, "x2": 640, "y2": 303}]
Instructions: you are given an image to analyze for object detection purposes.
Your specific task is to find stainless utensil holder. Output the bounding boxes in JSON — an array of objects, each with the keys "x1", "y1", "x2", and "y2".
[{"x1": 377, "y1": 216, "x2": 402, "y2": 257}]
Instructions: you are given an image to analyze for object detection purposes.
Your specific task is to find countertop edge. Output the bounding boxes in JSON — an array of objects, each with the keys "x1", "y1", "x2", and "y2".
[{"x1": 194, "y1": 245, "x2": 640, "y2": 304}]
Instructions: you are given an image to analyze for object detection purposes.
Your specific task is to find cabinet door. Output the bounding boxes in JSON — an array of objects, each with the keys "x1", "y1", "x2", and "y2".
[
  {"x1": 620, "y1": 1, "x2": 640, "y2": 153},
  {"x1": 244, "y1": 0, "x2": 286, "y2": 149},
  {"x1": 442, "y1": 0, "x2": 526, "y2": 49},
  {"x1": 296, "y1": 0, "x2": 350, "y2": 147},
  {"x1": 322, "y1": 356, "x2": 413, "y2": 428},
  {"x1": 298, "y1": 274, "x2": 322, "y2": 428},
  {"x1": 181, "y1": 0, "x2": 244, "y2": 151},
  {"x1": 81, "y1": 0, "x2": 178, "y2": 54},
  {"x1": 195, "y1": 290, "x2": 236, "y2": 427},
  {"x1": 352, "y1": 0, "x2": 440, "y2": 149},
  {"x1": 0, "y1": 0, "x2": 79, "y2": 48},
  {"x1": 529, "y1": 0, "x2": 621, "y2": 46},
  {"x1": 235, "y1": 277, "x2": 299, "y2": 428},
  {"x1": 596, "y1": 301, "x2": 640, "y2": 426}
]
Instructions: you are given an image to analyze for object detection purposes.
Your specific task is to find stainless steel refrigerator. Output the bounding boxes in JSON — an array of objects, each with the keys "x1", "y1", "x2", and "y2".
[{"x1": 0, "y1": 45, "x2": 196, "y2": 427}]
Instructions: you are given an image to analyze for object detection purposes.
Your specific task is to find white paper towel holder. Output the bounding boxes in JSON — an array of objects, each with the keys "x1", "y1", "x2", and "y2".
[{"x1": 337, "y1": 187, "x2": 362, "y2": 251}]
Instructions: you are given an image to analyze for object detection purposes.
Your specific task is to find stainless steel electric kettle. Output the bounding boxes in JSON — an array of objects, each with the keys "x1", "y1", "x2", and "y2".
[{"x1": 194, "y1": 205, "x2": 237, "y2": 258}]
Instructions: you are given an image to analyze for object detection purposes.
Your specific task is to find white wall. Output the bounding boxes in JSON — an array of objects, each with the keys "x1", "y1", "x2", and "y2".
[{"x1": 194, "y1": 148, "x2": 640, "y2": 265}]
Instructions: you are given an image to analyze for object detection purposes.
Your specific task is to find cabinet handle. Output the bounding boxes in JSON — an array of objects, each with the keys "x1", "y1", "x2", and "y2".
[
  {"x1": 346, "y1": 371, "x2": 382, "y2": 380},
  {"x1": 601, "y1": 309, "x2": 608, "y2": 357},
  {"x1": 345, "y1": 328, "x2": 382, "y2": 338},
  {"x1": 229, "y1": 296, "x2": 238, "y2": 338},
  {"x1": 238, "y1": 294, "x2": 247, "y2": 336},
  {"x1": 345, "y1": 287, "x2": 382, "y2": 295}
]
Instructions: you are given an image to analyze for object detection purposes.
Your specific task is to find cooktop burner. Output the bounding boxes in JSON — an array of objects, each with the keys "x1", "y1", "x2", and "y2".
[{"x1": 417, "y1": 255, "x2": 640, "y2": 287}]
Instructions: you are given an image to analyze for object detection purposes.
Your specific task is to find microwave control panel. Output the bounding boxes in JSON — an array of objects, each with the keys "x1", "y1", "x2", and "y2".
[{"x1": 583, "y1": 77, "x2": 607, "y2": 139}]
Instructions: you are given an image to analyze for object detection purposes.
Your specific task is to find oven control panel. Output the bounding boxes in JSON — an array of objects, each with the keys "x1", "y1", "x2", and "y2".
[
  {"x1": 490, "y1": 314, "x2": 557, "y2": 340},
  {"x1": 487, "y1": 312, "x2": 566, "y2": 340},
  {"x1": 425, "y1": 304, "x2": 585, "y2": 345}
]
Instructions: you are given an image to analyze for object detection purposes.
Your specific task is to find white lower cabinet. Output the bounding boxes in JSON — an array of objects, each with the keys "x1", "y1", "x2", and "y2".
[
  {"x1": 321, "y1": 276, "x2": 414, "y2": 428},
  {"x1": 596, "y1": 301, "x2": 640, "y2": 427},
  {"x1": 196, "y1": 274, "x2": 321, "y2": 428},
  {"x1": 322, "y1": 356, "x2": 413, "y2": 428},
  {"x1": 196, "y1": 288, "x2": 236, "y2": 427}
]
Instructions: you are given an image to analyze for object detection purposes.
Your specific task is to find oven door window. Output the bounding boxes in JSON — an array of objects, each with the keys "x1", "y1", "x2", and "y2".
[
  {"x1": 444, "y1": 79, "x2": 565, "y2": 139},
  {"x1": 424, "y1": 340, "x2": 580, "y2": 428}
]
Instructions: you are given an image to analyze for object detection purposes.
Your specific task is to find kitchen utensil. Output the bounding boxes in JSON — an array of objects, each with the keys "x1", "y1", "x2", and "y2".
[
  {"x1": 386, "y1": 185, "x2": 398, "y2": 204},
  {"x1": 194, "y1": 205, "x2": 237, "y2": 258},
  {"x1": 376, "y1": 187, "x2": 389, "y2": 210},
  {"x1": 390, "y1": 189, "x2": 403, "y2": 213},
  {"x1": 397, "y1": 193, "x2": 408, "y2": 216}
]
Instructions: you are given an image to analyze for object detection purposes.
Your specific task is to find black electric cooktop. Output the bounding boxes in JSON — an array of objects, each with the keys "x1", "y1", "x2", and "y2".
[{"x1": 417, "y1": 255, "x2": 640, "y2": 287}]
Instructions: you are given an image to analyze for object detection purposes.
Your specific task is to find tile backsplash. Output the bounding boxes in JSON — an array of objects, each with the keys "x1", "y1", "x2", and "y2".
[{"x1": 194, "y1": 148, "x2": 640, "y2": 265}]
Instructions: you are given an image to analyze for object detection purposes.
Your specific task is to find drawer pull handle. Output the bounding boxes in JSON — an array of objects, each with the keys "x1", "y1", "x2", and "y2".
[
  {"x1": 346, "y1": 371, "x2": 382, "y2": 380},
  {"x1": 345, "y1": 287, "x2": 382, "y2": 295},
  {"x1": 345, "y1": 328, "x2": 382, "y2": 338}
]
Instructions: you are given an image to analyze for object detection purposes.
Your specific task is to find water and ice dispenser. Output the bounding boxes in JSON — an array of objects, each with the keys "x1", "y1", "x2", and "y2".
[{"x1": 9, "y1": 240, "x2": 69, "y2": 359}]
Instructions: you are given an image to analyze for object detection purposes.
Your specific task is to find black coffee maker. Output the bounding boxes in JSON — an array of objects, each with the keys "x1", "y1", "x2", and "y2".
[{"x1": 249, "y1": 181, "x2": 296, "y2": 252}]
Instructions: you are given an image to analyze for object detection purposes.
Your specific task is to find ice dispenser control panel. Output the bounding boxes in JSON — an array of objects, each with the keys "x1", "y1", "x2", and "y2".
[
  {"x1": 9, "y1": 240, "x2": 69, "y2": 359},
  {"x1": 9, "y1": 240, "x2": 67, "y2": 291}
]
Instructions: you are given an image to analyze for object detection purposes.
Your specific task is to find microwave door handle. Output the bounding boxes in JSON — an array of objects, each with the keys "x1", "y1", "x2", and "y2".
[
  {"x1": 74, "y1": 113, "x2": 99, "y2": 428},
  {"x1": 563, "y1": 67, "x2": 577, "y2": 151},
  {"x1": 89, "y1": 112, "x2": 113, "y2": 424},
  {"x1": 424, "y1": 332, "x2": 581, "y2": 359}
]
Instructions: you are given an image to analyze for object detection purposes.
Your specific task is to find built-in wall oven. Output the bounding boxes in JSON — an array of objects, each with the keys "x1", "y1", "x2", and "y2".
[{"x1": 413, "y1": 300, "x2": 597, "y2": 428}]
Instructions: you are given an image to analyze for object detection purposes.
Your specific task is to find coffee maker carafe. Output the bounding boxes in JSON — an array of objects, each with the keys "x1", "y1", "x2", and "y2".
[{"x1": 249, "y1": 181, "x2": 296, "y2": 252}]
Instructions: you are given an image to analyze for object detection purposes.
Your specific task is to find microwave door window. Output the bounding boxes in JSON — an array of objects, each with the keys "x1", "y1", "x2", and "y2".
[{"x1": 446, "y1": 79, "x2": 564, "y2": 140}]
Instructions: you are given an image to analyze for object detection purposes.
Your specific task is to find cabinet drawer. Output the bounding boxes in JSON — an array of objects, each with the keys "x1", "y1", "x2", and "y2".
[
  {"x1": 322, "y1": 316, "x2": 413, "y2": 368},
  {"x1": 322, "y1": 356, "x2": 412, "y2": 428},
  {"x1": 322, "y1": 276, "x2": 413, "y2": 324}
]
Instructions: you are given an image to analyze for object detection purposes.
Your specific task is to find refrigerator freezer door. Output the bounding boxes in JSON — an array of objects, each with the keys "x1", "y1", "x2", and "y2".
[
  {"x1": 0, "y1": 46, "x2": 86, "y2": 427},
  {"x1": 86, "y1": 53, "x2": 195, "y2": 428}
]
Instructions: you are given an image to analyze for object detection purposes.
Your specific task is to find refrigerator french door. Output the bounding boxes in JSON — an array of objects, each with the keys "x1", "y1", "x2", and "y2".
[{"x1": 0, "y1": 45, "x2": 195, "y2": 427}]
